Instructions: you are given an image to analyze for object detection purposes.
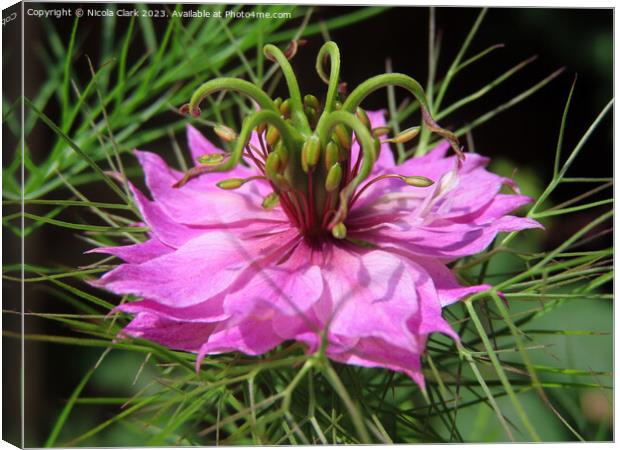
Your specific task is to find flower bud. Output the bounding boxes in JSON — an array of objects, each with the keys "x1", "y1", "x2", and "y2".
[
  {"x1": 216, "y1": 178, "x2": 246, "y2": 190},
  {"x1": 400, "y1": 175, "x2": 434, "y2": 187},
  {"x1": 197, "y1": 153, "x2": 225, "y2": 165},
  {"x1": 389, "y1": 126, "x2": 420, "y2": 144},
  {"x1": 324, "y1": 141, "x2": 340, "y2": 169},
  {"x1": 372, "y1": 126, "x2": 391, "y2": 138},
  {"x1": 331, "y1": 222, "x2": 347, "y2": 239},
  {"x1": 334, "y1": 100, "x2": 343, "y2": 111},
  {"x1": 213, "y1": 124, "x2": 237, "y2": 142},
  {"x1": 334, "y1": 124, "x2": 351, "y2": 150},
  {"x1": 304, "y1": 94, "x2": 320, "y2": 111},
  {"x1": 266, "y1": 125, "x2": 280, "y2": 147},
  {"x1": 325, "y1": 163, "x2": 343, "y2": 192},
  {"x1": 301, "y1": 136, "x2": 321, "y2": 173},
  {"x1": 273, "y1": 97, "x2": 283, "y2": 110},
  {"x1": 261, "y1": 192, "x2": 279, "y2": 209},
  {"x1": 356, "y1": 107, "x2": 371, "y2": 129}
]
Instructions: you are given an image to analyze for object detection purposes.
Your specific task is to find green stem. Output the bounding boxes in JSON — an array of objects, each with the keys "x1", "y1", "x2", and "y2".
[
  {"x1": 175, "y1": 110, "x2": 302, "y2": 187},
  {"x1": 342, "y1": 73, "x2": 461, "y2": 157},
  {"x1": 315, "y1": 111, "x2": 376, "y2": 228},
  {"x1": 316, "y1": 41, "x2": 341, "y2": 114},
  {"x1": 189, "y1": 77, "x2": 277, "y2": 115},
  {"x1": 263, "y1": 44, "x2": 311, "y2": 135}
]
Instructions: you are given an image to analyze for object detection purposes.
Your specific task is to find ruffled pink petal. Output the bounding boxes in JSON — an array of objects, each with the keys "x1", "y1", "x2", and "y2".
[
  {"x1": 129, "y1": 183, "x2": 203, "y2": 248},
  {"x1": 93, "y1": 227, "x2": 300, "y2": 308},
  {"x1": 134, "y1": 150, "x2": 283, "y2": 227},
  {"x1": 87, "y1": 237, "x2": 173, "y2": 264},
  {"x1": 115, "y1": 297, "x2": 229, "y2": 323},
  {"x1": 372, "y1": 214, "x2": 541, "y2": 259},
  {"x1": 120, "y1": 311, "x2": 219, "y2": 353}
]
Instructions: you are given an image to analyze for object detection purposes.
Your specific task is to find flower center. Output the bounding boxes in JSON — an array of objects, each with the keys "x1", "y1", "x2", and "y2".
[{"x1": 175, "y1": 40, "x2": 464, "y2": 240}]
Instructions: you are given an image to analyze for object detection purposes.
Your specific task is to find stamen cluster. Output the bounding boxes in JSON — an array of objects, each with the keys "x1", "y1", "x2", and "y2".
[{"x1": 177, "y1": 41, "x2": 463, "y2": 240}]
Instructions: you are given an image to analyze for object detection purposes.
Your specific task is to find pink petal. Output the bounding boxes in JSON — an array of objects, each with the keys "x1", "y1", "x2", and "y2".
[
  {"x1": 134, "y1": 149, "x2": 282, "y2": 227},
  {"x1": 94, "y1": 228, "x2": 299, "y2": 308},
  {"x1": 120, "y1": 311, "x2": 219, "y2": 353},
  {"x1": 87, "y1": 238, "x2": 173, "y2": 264}
]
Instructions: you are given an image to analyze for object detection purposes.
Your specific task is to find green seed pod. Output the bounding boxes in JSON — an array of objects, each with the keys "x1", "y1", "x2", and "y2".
[
  {"x1": 213, "y1": 124, "x2": 237, "y2": 142},
  {"x1": 301, "y1": 136, "x2": 321, "y2": 173},
  {"x1": 266, "y1": 125, "x2": 280, "y2": 147},
  {"x1": 389, "y1": 126, "x2": 421, "y2": 144},
  {"x1": 324, "y1": 141, "x2": 340, "y2": 170},
  {"x1": 325, "y1": 163, "x2": 343, "y2": 192},
  {"x1": 331, "y1": 222, "x2": 347, "y2": 239},
  {"x1": 216, "y1": 178, "x2": 246, "y2": 190},
  {"x1": 334, "y1": 124, "x2": 351, "y2": 150},
  {"x1": 401, "y1": 175, "x2": 434, "y2": 187},
  {"x1": 197, "y1": 153, "x2": 225, "y2": 165},
  {"x1": 261, "y1": 192, "x2": 280, "y2": 209}
]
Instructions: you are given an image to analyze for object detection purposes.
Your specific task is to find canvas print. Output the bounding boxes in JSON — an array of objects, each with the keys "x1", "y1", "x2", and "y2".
[{"x1": 2, "y1": 2, "x2": 613, "y2": 446}]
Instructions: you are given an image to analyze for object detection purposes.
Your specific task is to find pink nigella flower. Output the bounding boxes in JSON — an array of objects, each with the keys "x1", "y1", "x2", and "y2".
[{"x1": 91, "y1": 41, "x2": 540, "y2": 388}]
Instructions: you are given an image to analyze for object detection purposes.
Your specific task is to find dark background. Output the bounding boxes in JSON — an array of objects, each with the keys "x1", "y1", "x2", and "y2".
[{"x1": 5, "y1": 3, "x2": 613, "y2": 445}]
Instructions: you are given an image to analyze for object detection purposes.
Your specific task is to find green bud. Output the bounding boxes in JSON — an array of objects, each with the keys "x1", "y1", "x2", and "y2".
[
  {"x1": 325, "y1": 163, "x2": 343, "y2": 192},
  {"x1": 304, "y1": 94, "x2": 320, "y2": 111},
  {"x1": 197, "y1": 153, "x2": 225, "y2": 165},
  {"x1": 301, "y1": 136, "x2": 321, "y2": 173},
  {"x1": 213, "y1": 124, "x2": 237, "y2": 142},
  {"x1": 280, "y1": 99, "x2": 291, "y2": 117},
  {"x1": 324, "y1": 141, "x2": 340, "y2": 169},
  {"x1": 331, "y1": 222, "x2": 347, "y2": 239},
  {"x1": 266, "y1": 125, "x2": 280, "y2": 147},
  {"x1": 356, "y1": 107, "x2": 371, "y2": 129},
  {"x1": 216, "y1": 178, "x2": 246, "y2": 190},
  {"x1": 261, "y1": 192, "x2": 280, "y2": 209},
  {"x1": 334, "y1": 101, "x2": 343, "y2": 111},
  {"x1": 389, "y1": 126, "x2": 420, "y2": 144},
  {"x1": 273, "y1": 97, "x2": 283, "y2": 110},
  {"x1": 372, "y1": 126, "x2": 391, "y2": 138},
  {"x1": 401, "y1": 175, "x2": 434, "y2": 187},
  {"x1": 334, "y1": 124, "x2": 351, "y2": 150},
  {"x1": 265, "y1": 152, "x2": 282, "y2": 178}
]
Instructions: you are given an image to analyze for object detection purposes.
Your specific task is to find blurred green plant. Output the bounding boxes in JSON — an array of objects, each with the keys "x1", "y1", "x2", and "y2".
[{"x1": 2, "y1": 5, "x2": 612, "y2": 445}]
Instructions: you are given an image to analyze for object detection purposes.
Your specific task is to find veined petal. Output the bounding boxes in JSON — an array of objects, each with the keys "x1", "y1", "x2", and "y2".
[
  {"x1": 93, "y1": 228, "x2": 299, "y2": 308},
  {"x1": 120, "y1": 311, "x2": 219, "y2": 353},
  {"x1": 134, "y1": 149, "x2": 283, "y2": 228},
  {"x1": 87, "y1": 237, "x2": 173, "y2": 264}
]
